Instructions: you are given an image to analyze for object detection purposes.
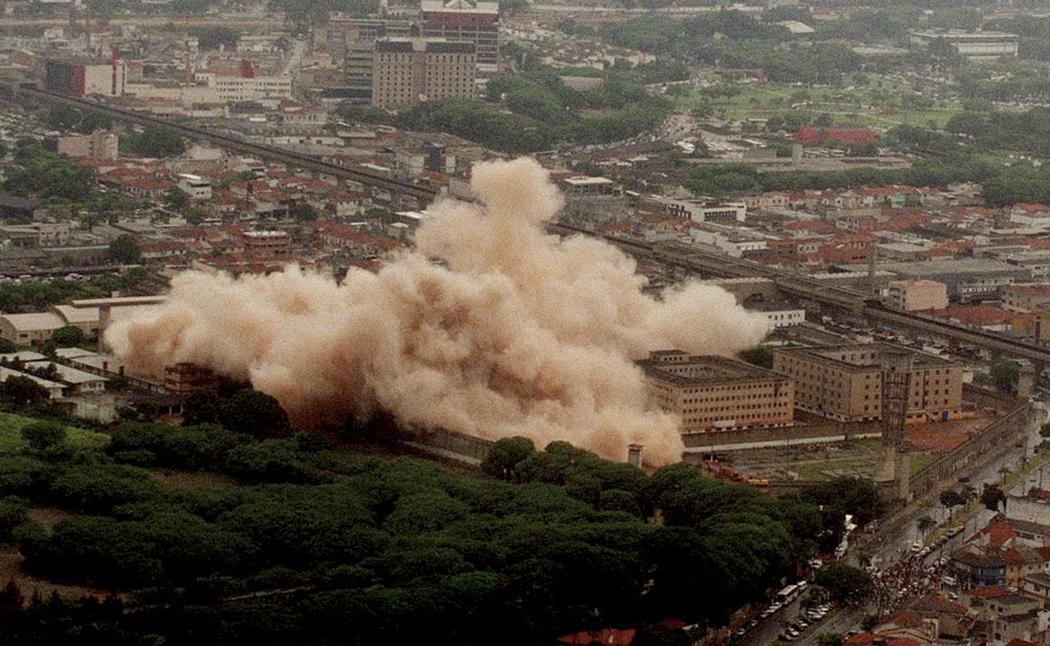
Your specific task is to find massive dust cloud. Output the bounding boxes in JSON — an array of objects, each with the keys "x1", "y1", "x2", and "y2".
[{"x1": 106, "y1": 157, "x2": 769, "y2": 465}]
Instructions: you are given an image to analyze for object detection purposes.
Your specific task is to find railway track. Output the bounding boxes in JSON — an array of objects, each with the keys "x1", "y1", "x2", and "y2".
[
  {"x1": 547, "y1": 221, "x2": 1050, "y2": 366},
  {"x1": 9, "y1": 85, "x2": 441, "y2": 204}
]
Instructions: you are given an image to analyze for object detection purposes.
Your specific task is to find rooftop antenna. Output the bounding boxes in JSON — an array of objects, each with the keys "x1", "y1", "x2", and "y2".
[
  {"x1": 185, "y1": 40, "x2": 193, "y2": 86},
  {"x1": 868, "y1": 243, "x2": 878, "y2": 297}
]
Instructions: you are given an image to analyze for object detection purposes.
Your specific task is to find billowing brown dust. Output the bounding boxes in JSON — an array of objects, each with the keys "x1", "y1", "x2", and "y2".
[{"x1": 107, "y1": 158, "x2": 769, "y2": 465}]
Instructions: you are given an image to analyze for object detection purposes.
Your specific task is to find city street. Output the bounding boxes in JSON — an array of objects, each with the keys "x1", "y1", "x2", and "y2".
[
  {"x1": 793, "y1": 608, "x2": 865, "y2": 646},
  {"x1": 746, "y1": 596, "x2": 802, "y2": 646},
  {"x1": 864, "y1": 402, "x2": 1046, "y2": 569},
  {"x1": 747, "y1": 403, "x2": 1047, "y2": 646}
]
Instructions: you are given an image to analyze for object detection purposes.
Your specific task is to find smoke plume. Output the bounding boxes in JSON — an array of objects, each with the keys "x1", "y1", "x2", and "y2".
[{"x1": 107, "y1": 158, "x2": 769, "y2": 465}]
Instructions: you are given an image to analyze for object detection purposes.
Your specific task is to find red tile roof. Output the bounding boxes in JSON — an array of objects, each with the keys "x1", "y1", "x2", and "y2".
[
  {"x1": 1013, "y1": 203, "x2": 1050, "y2": 213},
  {"x1": 926, "y1": 304, "x2": 1012, "y2": 329},
  {"x1": 845, "y1": 634, "x2": 921, "y2": 646},
  {"x1": 796, "y1": 127, "x2": 877, "y2": 146},
  {"x1": 557, "y1": 628, "x2": 636, "y2": 646},
  {"x1": 969, "y1": 585, "x2": 1010, "y2": 599}
]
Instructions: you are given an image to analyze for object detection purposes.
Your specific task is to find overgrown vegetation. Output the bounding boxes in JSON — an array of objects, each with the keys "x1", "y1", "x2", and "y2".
[
  {"x1": 121, "y1": 125, "x2": 186, "y2": 158},
  {"x1": 0, "y1": 395, "x2": 874, "y2": 644},
  {"x1": 0, "y1": 268, "x2": 148, "y2": 313},
  {"x1": 3, "y1": 141, "x2": 96, "y2": 203}
]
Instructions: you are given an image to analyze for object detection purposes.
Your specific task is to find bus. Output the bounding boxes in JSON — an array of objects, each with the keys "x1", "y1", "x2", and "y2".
[{"x1": 776, "y1": 584, "x2": 799, "y2": 604}]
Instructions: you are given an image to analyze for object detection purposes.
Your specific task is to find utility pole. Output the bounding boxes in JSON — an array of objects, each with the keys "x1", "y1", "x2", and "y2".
[{"x1": 868, "y1": 243, "x2": 879, "y2": 298}]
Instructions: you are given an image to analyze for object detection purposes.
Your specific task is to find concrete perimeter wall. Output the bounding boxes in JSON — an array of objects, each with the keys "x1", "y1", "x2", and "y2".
[
  {"x1": 402, "y1": 387, "x2": 1034, "y2": 500},
  {"x1": 907, "y1": 401, "x2": 1035, "y2": 500}
]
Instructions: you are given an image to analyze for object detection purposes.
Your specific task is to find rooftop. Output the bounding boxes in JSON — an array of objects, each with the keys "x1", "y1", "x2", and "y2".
[
  {"x1": 911, "y1": 29, "x2": 1018, "y2": 40},
  {"x1": 0, "y1": 366, "x2": 63, "y2": 392},
  {"x1": 773, "y1": 343, "x2": 957, "y2": 371},
  {"x1": 0, "y1": 351, "x2": 45, "y2": 362},
  {"x1": 24, "y1": 361, "x2": 108, "y2": 385},
  {"x1": 421, "y1": 0, "x2": 499, "y2": 14},
  {"x1": 55, "y1": 347, "x2": 96, "y2": 359},
  {"x1": 0, "y1": 312, "x2": 65, "y2": 333},
  {"x1": 1024, "y1": 572, "x2": 1050, "y2": 587},
  {"x1": 561, "y1": 176, "x2": 616, "y2": 186},
  {"x1": 638, "y1": 351, "x2": 789, "y2": 387},
  {"x1": 880, "y1": 258, "x2": 1026, "y2": 278}
]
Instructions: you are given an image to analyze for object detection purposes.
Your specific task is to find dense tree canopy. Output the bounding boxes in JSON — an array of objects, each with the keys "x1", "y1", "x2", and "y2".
[
  {"x1": 51, "y1": 326, "x2": 85, "y2": 347},
  {"x1": 3, "y1": 143, "x2": 96, "y2": 202},
  {"x1": 122, "y1": 126, "x2": 186, "y2": 158},
  {"x1": 0, "y1": 419, "x2": 857, "y2": 644},
  {"x1": 108, "y1": 235, "x2": 142, "y2": 264},
  {"x1": 0, "y1": 269, "x2": 147, "y2": 314},
  {"x1": 42, "y1": 105, "x2": 112, "y2": 134},
  {"x1": 815, "y1": 563, "x2": 874, "y2": 604},
  {"x1": 219, "y1": 389, "x2": 292, "y2": 439}
]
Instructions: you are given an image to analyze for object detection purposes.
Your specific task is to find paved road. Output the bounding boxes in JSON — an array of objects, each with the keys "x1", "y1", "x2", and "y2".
[
  {"x1": 0, "y1": 14, "x2": 281, "y2": 28},
  {"x1": 283, "y1": 38, "x2": 307, "y2": 77},
  {"x1": 792, "y1": 607, "x2": 865, "y2": 646},
  {"x1": 731, "y1": 403, "x2": 1045, "y2": 646},
  {"x1": 745, "y1": 597, "x2": 802, "y2": 646}
]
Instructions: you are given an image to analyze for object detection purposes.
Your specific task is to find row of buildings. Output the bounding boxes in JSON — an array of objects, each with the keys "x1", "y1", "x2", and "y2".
[
  {"x1": 42, "y1": 0, "x2": 498, "y2": 110},
  {"x1": 639, "y1": 342, "x2": 965, "y2": 435},
  {"x1": 45, "y1": 56, "x2": 294, "y2": 103}
]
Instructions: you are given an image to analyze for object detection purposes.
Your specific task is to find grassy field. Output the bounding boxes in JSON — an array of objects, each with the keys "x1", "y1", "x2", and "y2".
[
  {"x1": 791, "y1": 449, "x2": 934, "y2": 481},
  {"x1": 673, "y1": 82, "x2": 963, "y2": 130},
  {"x1": 909, "y1": 452, "x2": 936, "y2": 476},
  {"x1": 780, "y1": 438, "x2": 882, "y2": 481},
  {"x1": 0, "y1": 412, "x2": 108, "y2": 454},
  {"x1": 795, "y1": 458, "x2": 872, "y2": 481}
]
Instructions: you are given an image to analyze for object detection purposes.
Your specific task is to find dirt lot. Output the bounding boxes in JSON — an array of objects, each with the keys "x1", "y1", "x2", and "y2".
[{"x1": 904, "y1": 413, "x2": 995, "y2": 453}]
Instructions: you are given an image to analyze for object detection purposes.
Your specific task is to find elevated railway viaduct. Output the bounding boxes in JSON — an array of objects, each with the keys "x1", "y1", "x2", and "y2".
[
  {"x1": 7, "y1": 85, "x2": 442, "y2": 206},
  {"x1": 546, "y1": 222, "x2": 1050, "y2": 375}
]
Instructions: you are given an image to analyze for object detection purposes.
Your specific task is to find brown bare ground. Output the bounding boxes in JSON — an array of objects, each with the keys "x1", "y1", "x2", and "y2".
[
  {"x1": 905, "y1": 412, "x2": 997, "y2": 453},
  {"x1": 148, "y1": 470, "x2": 234, "y2": 489},
  {"x1": 27, "y1": 508, "x2": 71, "y2": 534}
]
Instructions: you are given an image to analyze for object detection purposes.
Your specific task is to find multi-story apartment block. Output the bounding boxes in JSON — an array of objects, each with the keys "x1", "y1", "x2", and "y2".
[
  {"x1": 772, "y1": 344, "x2": 964, "y2": 423},
  {"x1": 639, "y1": 350, "x2": 794, "y2": 433},
  {"x1": 421, "y1": 0, "x2": 499, "y2": 72},
  {"x1": 372, "y1": 38, "x2": 476, "y2": 109}
]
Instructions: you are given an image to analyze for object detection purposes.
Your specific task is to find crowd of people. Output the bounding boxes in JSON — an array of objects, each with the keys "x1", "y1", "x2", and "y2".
[{"x1": 869, "y1": 544, "x2": 955, "y2": 617}]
